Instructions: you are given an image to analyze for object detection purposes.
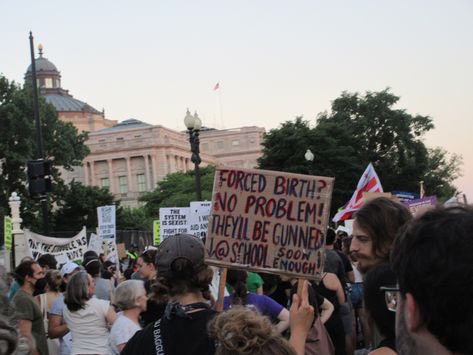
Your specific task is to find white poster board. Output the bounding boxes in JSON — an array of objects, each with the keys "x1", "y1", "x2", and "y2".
[
  {"x1": 188, "y1": 201, "x2": 212, "y2": 239},
  {"x1": 25, "y1": 228, "x2": 88, "y2": 266},
  {"x1": 97, "y1": 205, "x2": 116, "y2": 240},
  {"x1": 159, "y1": 207, "x2": 190, "y2": 240}
]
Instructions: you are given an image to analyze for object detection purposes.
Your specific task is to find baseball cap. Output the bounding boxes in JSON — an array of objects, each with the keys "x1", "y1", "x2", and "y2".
[
  {"x1": 156, "y1": 234, "x2": 205, "y2": 277},
  {"x1": 60, "y1": 261, "x2": 80, "y2": 278}
]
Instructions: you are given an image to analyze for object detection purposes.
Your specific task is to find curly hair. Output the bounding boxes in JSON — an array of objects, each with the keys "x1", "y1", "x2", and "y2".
[
  {"x1": 150, "y1": 258, "x2": 213, "y2": 303},
  {"x1": 208, "y1": 307, "x2": 296, "y2": 355}
]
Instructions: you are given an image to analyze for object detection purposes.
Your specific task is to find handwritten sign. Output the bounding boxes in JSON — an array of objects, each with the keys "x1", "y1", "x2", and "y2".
[
  {"x1": 188, "y1": 201, "x2": 212, "y2": 239},
  {"x1": 159, "y1": 207, "x2": 189, "y2": 240},
  {"x1": 25, "y1": 228, "x2": 88, "y2": 266},
  {"x1": 4, "y1": 216, "x2": 12, "y2": 251},
  {"x1": 205, "y1": 167, "x2": 334, "y2": 280}
]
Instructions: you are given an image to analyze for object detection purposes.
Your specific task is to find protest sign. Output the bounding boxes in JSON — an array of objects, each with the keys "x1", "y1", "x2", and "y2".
[
  {"x1": 25, "y1": 228, "x2": 88, "y2": 266},
  {"x1": 188, "y1": 201, "x2": 212, "y2": 238},
  {"x1": 205, "y1": 167, "x2": 334, "y2": 280},
  {"x1": 159, "y1": 207, "x2": 190, "y2": 240},
  {"x1": 405, "y1": 196, "x2": 437, "y2": 217},
  {"x1": 97, "y1": 205, "x2": 116, "y2": 240},
  {"x1": 4, "y1": 216, "x2": 12, "y2": 251},
  {"x1": 393, "y1": 191, "x2": 419, "y2": 202},
  {"x1": 117, "y1": 243, "x2": 127, "y2": 259},
  {"x1": 87, "y1": 233, "x2": 102, "y2": 254},
  {"x1": 153, "y1": 220, "x2": 161, "y2": 245}
]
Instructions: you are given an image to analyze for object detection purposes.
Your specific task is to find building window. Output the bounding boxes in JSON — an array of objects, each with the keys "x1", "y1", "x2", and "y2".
[
  {"x1": 217, "y1": 141, "x2": 224, "y2": 149},
  {"x1": 116, "y1": 137, "x2": 124, "y2": 141},
  {"x1": 45, "y1": 78, "x2": 53, "y2": 88},
  {"x1": 202, "y1": 143, "x2": 208, "y2": 151},
  {"x1": 232, "y1": 140, "x2": 240, "y2": 146},
  {"x1": 119, "y1": 176, "x2": 128, "y2": 193},
  {"x1": 101, "y1": 177, "x2": 109, "y2": 189},
  {"x1": 137, "y1": 174, "x2": 146, "y2": 192}
]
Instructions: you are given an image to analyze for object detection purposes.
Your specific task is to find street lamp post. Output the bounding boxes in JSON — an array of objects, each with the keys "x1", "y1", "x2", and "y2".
[
  {"x1": 305, "y1": 149, "x2": 315, "y2": 175},
  {"x1": 184, "y1": 109, "x2": 203, "y2": 201}
]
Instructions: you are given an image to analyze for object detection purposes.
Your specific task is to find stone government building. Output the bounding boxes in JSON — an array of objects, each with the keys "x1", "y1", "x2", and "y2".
[{"x1": 25, "y1": 46, "x2": 265, "y2": 207}]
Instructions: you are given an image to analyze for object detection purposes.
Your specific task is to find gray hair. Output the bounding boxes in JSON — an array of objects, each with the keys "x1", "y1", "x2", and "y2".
[
  {"x1": 113, "y1": 280, "x2": 146, "y2": 311},
  {"x1": 65, "y1": 272, "x2": 91, "y2": 312}
]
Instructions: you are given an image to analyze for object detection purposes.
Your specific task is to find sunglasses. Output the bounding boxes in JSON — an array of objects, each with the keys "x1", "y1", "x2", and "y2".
[{"x1": 380, "y1": 285, "x2": 400, "y2": 312}]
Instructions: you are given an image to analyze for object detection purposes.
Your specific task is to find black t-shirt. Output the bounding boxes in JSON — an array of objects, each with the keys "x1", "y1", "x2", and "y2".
[{"x1": 122, "y1": 308, "x2": 217, "y2": 355}]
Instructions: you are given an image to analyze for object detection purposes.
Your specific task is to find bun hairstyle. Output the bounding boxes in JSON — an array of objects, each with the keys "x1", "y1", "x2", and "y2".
[
  {"x1": 226, "y1": 269, "x2": 248, "y2": 306},
  {"x1": 45, "y1": 270, "x2": 63, "y2": 293},
  {"x1": 208, "y1": 306, "x2": 296, "y2": 355}
]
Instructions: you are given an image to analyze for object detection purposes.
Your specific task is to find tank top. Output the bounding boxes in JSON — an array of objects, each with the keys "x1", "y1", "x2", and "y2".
[{"x1": 312, "y1": 273, "x2": 340, "y2": 311}]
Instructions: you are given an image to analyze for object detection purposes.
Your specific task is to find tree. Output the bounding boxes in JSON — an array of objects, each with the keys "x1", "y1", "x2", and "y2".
[
  {"x1": 52, "y1": 181, "x2": 116, "y2": 232},
  {"x1": 140, "y1": 165, "x2": 216, "y2": 217},
  {"x1": 117, "y1": 207, "x2": 152, "y2": 231},
  {"x1": 258, "y1": 89, "x2": 462, "y2": 213},
  {"x1": 0, "y1": 75, "x2": 90, "y2": 229}
]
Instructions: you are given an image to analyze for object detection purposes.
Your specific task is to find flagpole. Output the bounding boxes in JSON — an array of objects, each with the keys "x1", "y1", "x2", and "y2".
[{"x1": 218, "y1": 85, "x2": 224, "y2": 129}]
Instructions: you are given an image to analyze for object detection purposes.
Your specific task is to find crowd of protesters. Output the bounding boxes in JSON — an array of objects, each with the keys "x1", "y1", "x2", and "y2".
[{"x1": 1, "y1": 197, "x2": 472, "y2": 355}]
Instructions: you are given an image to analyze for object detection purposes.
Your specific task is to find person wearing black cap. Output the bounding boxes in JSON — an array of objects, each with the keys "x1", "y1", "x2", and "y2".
[{"x1": 122, "y1": 233, "x2": 216, "y2": 355}]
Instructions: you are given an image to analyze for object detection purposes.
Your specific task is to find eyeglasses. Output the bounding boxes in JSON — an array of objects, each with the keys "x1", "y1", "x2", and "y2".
[{"x1": 380, "y1": 285, "x2": 400, "y2": 312}]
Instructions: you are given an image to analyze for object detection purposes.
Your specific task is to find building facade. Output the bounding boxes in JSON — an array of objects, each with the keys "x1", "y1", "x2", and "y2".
[{"x1": 26, "y1": 46, "x2": 265, "y2": 207}]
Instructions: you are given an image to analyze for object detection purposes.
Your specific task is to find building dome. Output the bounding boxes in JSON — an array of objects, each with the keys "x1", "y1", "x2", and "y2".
[
  {"x1": 26, "y1": 56, "x2": 58, "y2": 73},
  {"x1": 25, "y1": 45, "x2": 58, "y2": 74}
]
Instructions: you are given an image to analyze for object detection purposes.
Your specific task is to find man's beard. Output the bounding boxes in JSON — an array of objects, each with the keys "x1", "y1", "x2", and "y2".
[{"x1": 396, "y1": 301, "x2": 418, "y2": 355}]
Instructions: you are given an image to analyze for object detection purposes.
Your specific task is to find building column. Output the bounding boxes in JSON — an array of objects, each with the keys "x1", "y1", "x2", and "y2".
[
  {"x1": 143, "y1": 155, "x2": 150, "y2": 190},
  {"x1": 107, "y1": 159, "x2": 113, "y2": 193},
  {"x1": 83, "y1": 162, "x2": 89, "y2": 186},
  {"x1": 90, "y1": 161, "x2": 95, "y2": 186},
  {"x1": 151, "y1": 155, "x2": 158, "y2": 189},
  {"x1": 126, "y1": 157, "x2": 133, "y2": 193}
]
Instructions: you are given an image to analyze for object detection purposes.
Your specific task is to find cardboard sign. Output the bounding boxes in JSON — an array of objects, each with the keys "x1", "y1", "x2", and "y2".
[
  {"x1": 153, "y1": 220, "x2": 161, "y2": 245},
  {"x1": 159, "y1": 207, "x2": 190, "y2": 240},
  {"x1": 4, "y1": 216, "x2": 12, "y2": 251},
  {"x1": 97, "y1": 205, "x2": 116, "y2": 240},
  {"x1": 405, "y1": 196, "x2": 437, "y2": 217},
  {"x1": 117, "y1": 243, "x2": 127, "y2": 259},
  {"x1": 188, "y1": 201, "x2": 212, "y2": 238},
  {"x1": 205, "y1": 167, "x2": 334, "y2": 280},
  {"x1": 25, "y1": 228, "x2": 88, "y2": 266}
]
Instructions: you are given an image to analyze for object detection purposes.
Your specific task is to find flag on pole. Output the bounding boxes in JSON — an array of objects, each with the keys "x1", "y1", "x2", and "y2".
[
  {"x1": 332, "y1": 163, "x2": 383, "y2": 222},
  {"x1": 213, "y1": 82, "x2": 220, "y2": 91},
  {"x1": 419, "y1": 181, "x2": 425, "y2": 198}
]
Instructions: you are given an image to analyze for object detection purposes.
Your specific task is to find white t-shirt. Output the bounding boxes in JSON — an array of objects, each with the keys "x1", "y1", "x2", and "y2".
[
  {"x1": 63, "y1": 297, "x2": 111, "y2": 355},
  {"x1": 110, "y1": 312, "x2": 141, "y2": 354}
]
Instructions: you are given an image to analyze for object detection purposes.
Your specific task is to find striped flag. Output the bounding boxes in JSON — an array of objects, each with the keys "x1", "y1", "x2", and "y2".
[{"x1": 332, "y1": 163, "x2": 383, "y2": 222}]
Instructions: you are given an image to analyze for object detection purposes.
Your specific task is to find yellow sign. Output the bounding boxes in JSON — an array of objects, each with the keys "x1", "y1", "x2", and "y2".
[
  {"x1": 4, "y1": 216, "x2": 12, "y2": 251},
  {"x1": 153, "y1": 220, "x2": 161, "y2": 245}
]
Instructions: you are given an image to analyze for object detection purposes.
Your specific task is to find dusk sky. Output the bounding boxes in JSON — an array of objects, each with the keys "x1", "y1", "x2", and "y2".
[{"x1": 2, "y1": 1, "x2": 472, "y2": 201}]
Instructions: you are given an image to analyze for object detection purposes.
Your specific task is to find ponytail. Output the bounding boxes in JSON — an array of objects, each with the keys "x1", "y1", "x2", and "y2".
[{"x1": 227, "y1": 270, "x2": 248, "y2": 306}]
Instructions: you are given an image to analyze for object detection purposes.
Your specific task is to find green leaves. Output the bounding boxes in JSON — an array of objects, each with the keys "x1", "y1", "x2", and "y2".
[
  {"x1": 0, "y1": 75, "x2": 90, "y2": 230},
  {"x1": 258, "y1": 89, "x2": 462, "y2": 214},
  {"x1": 140, "y1": 165, "x2": 216, "y2": 218}
]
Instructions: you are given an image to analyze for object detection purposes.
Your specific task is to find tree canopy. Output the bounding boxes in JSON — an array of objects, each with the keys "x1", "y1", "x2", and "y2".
[
  {"x1": 0, "y1": 75, "x2": 90, "y2": 230},
  {"x1": 140, "y1": 165, "x2": 216, "y2": 217},
  {"x1": 258, "y1": 89, "x2": 462, "y2": 213}
]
